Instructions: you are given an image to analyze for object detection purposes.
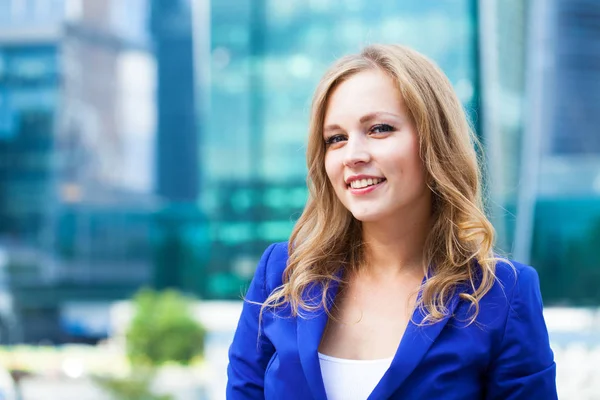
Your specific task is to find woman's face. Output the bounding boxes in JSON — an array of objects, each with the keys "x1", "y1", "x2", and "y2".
[{"x1": 323, "y1": 68, "x2": 431, "y2": 223}]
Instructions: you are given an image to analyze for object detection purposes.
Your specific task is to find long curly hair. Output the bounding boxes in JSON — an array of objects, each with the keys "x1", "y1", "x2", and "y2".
[{"x1": 261, "y1": 44, "x2": 505, "y2": 325}]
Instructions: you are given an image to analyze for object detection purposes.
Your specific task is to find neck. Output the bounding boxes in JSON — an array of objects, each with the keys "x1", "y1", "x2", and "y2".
[{"x1": 359, "y1": 206, "x2": 432, "y2": 280}]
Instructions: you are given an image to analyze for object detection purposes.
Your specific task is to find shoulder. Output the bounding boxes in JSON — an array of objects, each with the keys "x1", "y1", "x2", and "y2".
[
  {"x1": 482, "y1": 260, "x2": 556, "y2": 396},
  {"x1": 261, "y1": 241, "x2": 289, "y2": 266},
  {"x1": 490, "y1": 258, "x2": 543, "y2": 304},
  {"x1": 472, "y1": 258, "x2": 547, "y2": 338},
  {"x1": 256, "y1": 241, "x2": 289, "y2": 292},
  {"x1": 495, "y1": 259, "x2": 547, "y2": 322},
  {"x1": 465, "y1": 258, "x2": 545, "y2": 329}
]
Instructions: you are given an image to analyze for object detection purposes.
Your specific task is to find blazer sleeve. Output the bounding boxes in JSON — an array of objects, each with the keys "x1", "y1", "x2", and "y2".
[
  {"x1": 484, "y1": 265, "x2": 558, "y2": 399},
  {"x1": 226, "y1": 243, "x2": 278, "y2": 399}
]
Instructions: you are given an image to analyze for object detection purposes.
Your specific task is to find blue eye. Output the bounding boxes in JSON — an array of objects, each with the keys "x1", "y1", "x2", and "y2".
[
  {"x1": 371, "y1": 124, "x2": 395, "y2": 133},
  {"x1": 324, "y1": 134, "x2": 346, "y2": 146}
]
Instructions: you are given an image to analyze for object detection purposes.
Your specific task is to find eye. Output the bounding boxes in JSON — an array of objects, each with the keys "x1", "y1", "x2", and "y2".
[
  {"x1": 370, "y1": 124, "x2": 395, "y2": 134},
  {"x1": 324, "y1": 134, "x2": 347, "y2": 146}
]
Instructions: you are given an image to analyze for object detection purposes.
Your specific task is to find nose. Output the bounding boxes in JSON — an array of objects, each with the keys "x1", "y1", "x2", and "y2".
[{"x1": 343, "y1": 134, "x2": 370, "y2": 167}]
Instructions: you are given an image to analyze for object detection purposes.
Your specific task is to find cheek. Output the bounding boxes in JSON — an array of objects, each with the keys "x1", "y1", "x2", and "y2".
[
  {"x1": 324, "y1": 154, "x2": 338, "y2": 182},
  {"x1": 386, "y1": 144, "x2": 426, "y2": 186},
  {"x1": 403, "y1": 139, "x2": 426, "y2": 180},
  {"x1": 410, "y1": 157, "x2": 429, "y2": 189}
]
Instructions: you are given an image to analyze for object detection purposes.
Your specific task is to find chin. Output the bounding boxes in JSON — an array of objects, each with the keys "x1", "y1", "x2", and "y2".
[{"x1": 350, "y1": 210, "x2": 388, "y2": 223}]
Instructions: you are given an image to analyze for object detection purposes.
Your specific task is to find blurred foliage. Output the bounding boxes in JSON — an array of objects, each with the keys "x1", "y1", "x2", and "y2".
[
  {"x1": 0, "y1": 345, "x2": 128, "y2": 376},
  {"x1": 126, "y1": 288, "x2": 205, "y2": 366},
  {"x1": 92, "y1": 368, "x2": 172, "y2": 400}
]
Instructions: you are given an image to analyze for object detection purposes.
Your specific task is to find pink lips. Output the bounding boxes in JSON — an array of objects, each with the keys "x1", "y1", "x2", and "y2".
[{"x1": 348, "y1": 179, "x2": 386, "y2": 195}]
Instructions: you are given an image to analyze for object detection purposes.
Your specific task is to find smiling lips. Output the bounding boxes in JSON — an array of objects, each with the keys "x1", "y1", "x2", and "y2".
[
  {"x1": 345, "y1": 176, "x2": 387, "y2": 194},
  {"x1": 349, "y1": 177, "x2": 385, "y2": 189}
]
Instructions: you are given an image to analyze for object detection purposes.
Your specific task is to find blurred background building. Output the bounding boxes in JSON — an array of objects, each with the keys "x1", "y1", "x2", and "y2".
[
  {"x1": 0, "y1": 0, "x2": 65, "y2": 344},
  {"x1": 199, "y1": 0, "x2": 480, "y2": 298},
  {"x1": 515, "y1": 0, "x2": 600, "y2": 305},
  {"x1": 0, "y1": 0, "x2": 599, "y2": 397},
  {"x1": 0, "y1": 0, "x2": 598, "y2": 339}
]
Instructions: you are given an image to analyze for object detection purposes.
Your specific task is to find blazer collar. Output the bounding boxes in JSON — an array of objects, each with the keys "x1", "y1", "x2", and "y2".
[
  {"x1": 296, "y1": 281, "x2": 337, "y2": 400},
  {"x1": 368, "y1": 290, "x2": 460, "y2": 399},
  {"x1": 296, "y1": 275, "x2": 461, "y2": 400}
]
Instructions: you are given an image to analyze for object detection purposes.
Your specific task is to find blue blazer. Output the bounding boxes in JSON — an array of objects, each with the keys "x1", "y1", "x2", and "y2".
[{"x1": 227, "y1": 242, "x2": 557, "y2": 399}]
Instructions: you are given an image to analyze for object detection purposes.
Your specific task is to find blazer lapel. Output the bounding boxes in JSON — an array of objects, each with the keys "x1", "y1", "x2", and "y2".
[
  {"x1": 297, "y1": 281, "x2": 340, "y2": 400},
  {"x1": 369, "y1": 290, "x2": 461, "y2": 400}
]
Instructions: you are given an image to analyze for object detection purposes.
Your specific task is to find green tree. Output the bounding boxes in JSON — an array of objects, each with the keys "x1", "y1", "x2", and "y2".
[{"x1": 126, "y1": 288, "x2": 205, "y2": 366}]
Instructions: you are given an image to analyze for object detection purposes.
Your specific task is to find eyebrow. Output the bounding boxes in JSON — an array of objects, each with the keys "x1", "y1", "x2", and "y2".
[{"x1": 323, "y1": 112, "x2": 402, "y2": 134}]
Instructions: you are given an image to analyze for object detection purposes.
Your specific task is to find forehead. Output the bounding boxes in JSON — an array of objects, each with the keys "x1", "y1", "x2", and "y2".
[{"x1": 324, "y1": 69, "x2": 406, "y2": 124}]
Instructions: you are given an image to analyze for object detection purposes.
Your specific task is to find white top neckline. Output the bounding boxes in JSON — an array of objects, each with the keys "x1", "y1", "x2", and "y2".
[
  {"x1": 318, "y1": 352, "x2": 394, "y2": 400},
  {"x1": 318, "y1": 352, "x2": 394, "y2": 364}
]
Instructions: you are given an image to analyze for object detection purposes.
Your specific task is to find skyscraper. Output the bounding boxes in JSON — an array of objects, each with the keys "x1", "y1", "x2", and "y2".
[
  {"x1": 0, "y1": 0, "x2": 161, "y2": 343},
  {"x1": 192, "y1": 0, "x2": 480, "y2": 299},
  {"x1": 0, "y1": 0, "x2": 63, "y2": 241},
  {"x1": 513, "y1": 0, "x2": 600, "y2": 304},
  {"x1": 150, "y1": 0, "x2": 198, "y2": 203},
  {"x1": 0, "y1": 0, "x2": 65, "y2": 343}
]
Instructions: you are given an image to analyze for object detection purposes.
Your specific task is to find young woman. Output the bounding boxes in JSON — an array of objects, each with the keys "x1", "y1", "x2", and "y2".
[{"x1": 226, "y1": 44, "x2": 557, "y2": 400}]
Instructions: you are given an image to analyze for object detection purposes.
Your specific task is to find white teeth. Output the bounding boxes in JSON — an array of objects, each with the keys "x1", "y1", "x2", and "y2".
[{"x1": 350, "y1": 178, "x2": 384, "y2": 189}]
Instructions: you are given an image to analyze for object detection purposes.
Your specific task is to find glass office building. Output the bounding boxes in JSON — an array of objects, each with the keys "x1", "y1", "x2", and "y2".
[
  {"x1": 193, "y1": 0, "x2": 480, "y2": 298},
  {"x1": 2, "y1": 0, "x2": 597, "y2": 343},
  {"x1": 478, "y1": 0, "x2": 527, "y2": 252},
  {"x1": 519, "y1": 0, "x2": 600, "y2": 304},
  {"x1": 481, "y1": 0, "x2": 600, "y2": 305},
  {"x1": 50, "y1": 0, "x2": 158, "y2": 341},
  {"x1": 0, "y1": 49, "x2": 58, "y2": 339},
  {"x1": 0, "y1": 0, "x2": 160, "y2": 343},
  {"x1": 0, "y1": 1, "x2": 63, "y2": 242},
  {"x1": 0, "y1": 0, "x2": 64, "y2": 343}
]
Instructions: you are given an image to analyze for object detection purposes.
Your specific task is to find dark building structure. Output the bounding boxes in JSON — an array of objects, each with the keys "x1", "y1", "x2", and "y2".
[{"x1": 150, "y1": 0, "x2": 199, "y2": 203}]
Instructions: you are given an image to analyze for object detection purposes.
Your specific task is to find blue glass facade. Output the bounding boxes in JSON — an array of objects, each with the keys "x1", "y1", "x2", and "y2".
[
  {"x1": 526, "y1": 0, "x2": 600, "y2": 304},
  {"x1": 1, "y1": 0, "x2": 597, "y2": 344},
  {"x1": 0, "y1": 45, "x2": 58, "y2": 240},
  {"x1": 0, "y1": 0, "x2": 161, "y2": 343},
  {"x1": 196, "y1": 0, "x2": 480, "y2": 298},
  {"x1": 44, "y1": 0, "x2": 157, "y2": 341},
  {"x1": 482, "y1": 0, "x2": 600, "y2": 304},
  {"x1": 0, "y1": 0, "x2": 66, "y2": 343},
  {"x1": 478, "y1": 0, "x2": 528, "y2": 253},
  {"x1": 548, "y1": 0, "x2": 600, "y2": 155},
  {"x1": 150, "y1": 0, "x2": 198, "y2": 202}
]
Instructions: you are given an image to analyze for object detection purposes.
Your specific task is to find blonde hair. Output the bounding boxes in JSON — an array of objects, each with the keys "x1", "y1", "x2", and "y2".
[{"x1": 261, "y1": 44, "x2": 503, "y2": 325}]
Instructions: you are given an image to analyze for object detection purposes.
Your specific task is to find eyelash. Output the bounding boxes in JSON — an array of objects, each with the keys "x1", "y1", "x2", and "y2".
[
  {"x1": 324, "y1": 124, "x2": 395, "y2": 146},
  {"x1": 371, "y1": 123, "x2": 395, "y2": 133}
]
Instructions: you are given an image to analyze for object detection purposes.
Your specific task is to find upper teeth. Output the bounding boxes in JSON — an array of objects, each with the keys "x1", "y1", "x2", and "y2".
[{"x1": 350, "y1": 178, "x2": 384, "y2": 189}]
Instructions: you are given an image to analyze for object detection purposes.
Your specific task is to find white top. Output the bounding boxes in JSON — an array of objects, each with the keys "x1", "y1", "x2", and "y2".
[{"x1": 318, "y1": 352, "x2": 394, "y2": 400}]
